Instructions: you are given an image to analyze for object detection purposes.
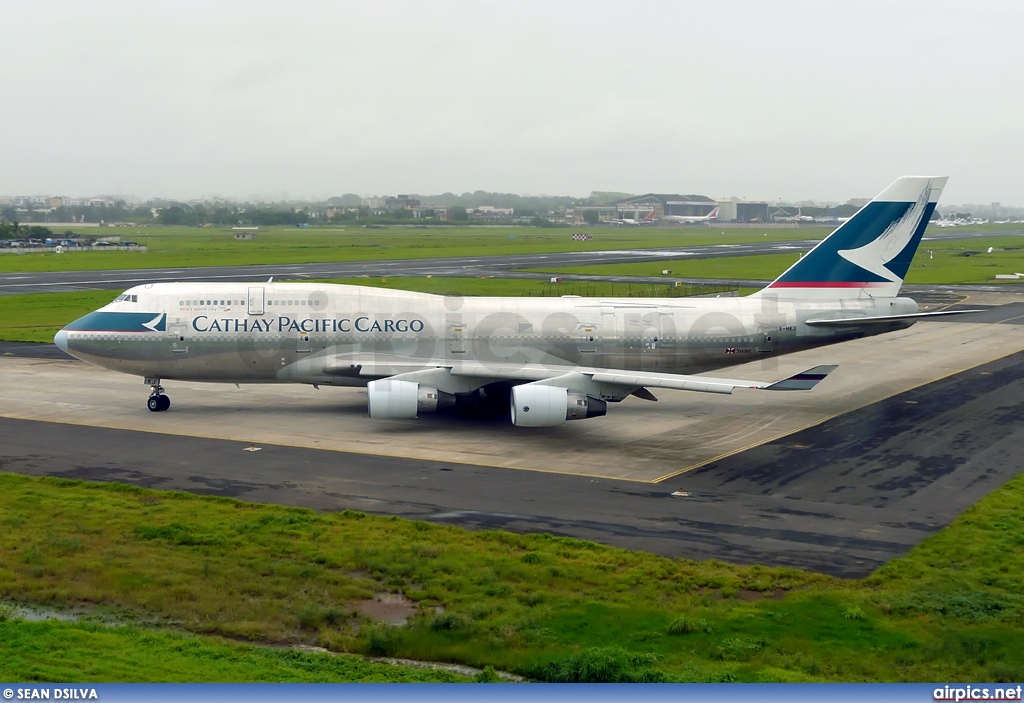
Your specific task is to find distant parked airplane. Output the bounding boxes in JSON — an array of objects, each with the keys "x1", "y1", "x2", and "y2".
[{"x1": 663, "y1": 206, "x2": 720, "y2": 224}]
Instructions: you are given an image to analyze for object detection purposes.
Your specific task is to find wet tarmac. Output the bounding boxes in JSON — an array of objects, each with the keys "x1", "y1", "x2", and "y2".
[{"x1": 3, "y1": 349, "x2": 1023, "y2": 578}]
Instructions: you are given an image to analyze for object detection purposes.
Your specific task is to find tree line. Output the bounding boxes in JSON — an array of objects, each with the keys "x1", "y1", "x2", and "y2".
[{"x1": 0, "y1": 221, "x2": 54, "y2": 239}]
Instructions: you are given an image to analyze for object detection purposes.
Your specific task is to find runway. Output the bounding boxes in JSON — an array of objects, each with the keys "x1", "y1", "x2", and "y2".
[
  {"x1": 0, "y1": 227, "x2": 1015, "y2": 295},
  {"x1": 0, "y1": 240, "x2": 816, "y2": 294}
]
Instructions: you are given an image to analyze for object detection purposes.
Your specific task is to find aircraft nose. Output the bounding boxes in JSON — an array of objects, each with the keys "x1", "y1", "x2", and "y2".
[{"x1": 54, "y1": 329, "x2": 69, "y2": 354}]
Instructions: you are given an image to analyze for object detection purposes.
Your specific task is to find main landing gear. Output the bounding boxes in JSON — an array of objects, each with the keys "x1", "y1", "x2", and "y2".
[{"x1": 146, "y1": 378, "x2": 171, "y2": 412}]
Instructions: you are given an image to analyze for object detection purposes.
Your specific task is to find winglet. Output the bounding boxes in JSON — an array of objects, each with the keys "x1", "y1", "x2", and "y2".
[{"x1": 763, "y1": 365, "x2": 837, "y2": 391}]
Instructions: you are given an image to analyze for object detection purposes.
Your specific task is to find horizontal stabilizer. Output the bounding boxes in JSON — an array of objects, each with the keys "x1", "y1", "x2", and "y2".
[
  {"x1": 804, "y1": 309, "x2": 986, "y2": 327},
  {"x1": 763, "y1": 365, "x2": 838, "y2": 391}
]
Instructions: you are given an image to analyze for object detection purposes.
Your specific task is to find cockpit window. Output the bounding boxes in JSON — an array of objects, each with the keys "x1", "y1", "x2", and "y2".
[{"x1": 113, "y1": 294, "x2": 138, "y2": 303}]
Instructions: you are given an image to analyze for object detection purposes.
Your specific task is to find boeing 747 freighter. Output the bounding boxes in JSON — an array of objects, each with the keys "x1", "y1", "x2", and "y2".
[{"x1": 55, "y1": 176, "x2": 975, "y2": 426}]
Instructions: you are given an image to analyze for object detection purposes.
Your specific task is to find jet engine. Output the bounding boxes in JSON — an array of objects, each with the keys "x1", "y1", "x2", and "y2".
[
  {"x1": 509, "y1": 385, "x2": 607, "y2": 427},
  {"x1": 367, "y1": 379, "x2": 453, "y2": 419}
]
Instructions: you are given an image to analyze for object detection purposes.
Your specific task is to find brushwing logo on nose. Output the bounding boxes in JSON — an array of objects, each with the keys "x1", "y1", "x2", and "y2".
[
  {"x1": 142, "y1": 313, "x2": 167, "y2": 332},
  {"x1": 837, "y1": 183, "x2": 931, "y2": 284}
]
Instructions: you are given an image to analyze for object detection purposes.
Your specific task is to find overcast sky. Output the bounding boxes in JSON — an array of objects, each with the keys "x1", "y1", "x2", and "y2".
[{"x1": 3, "y1": 0, "x2": 1021, "y2": 205}]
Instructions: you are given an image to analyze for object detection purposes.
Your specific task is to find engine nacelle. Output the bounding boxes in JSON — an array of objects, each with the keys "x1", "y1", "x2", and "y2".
[
  {"x1": 510, "y1": 385, "x2": 608, "y2": 427},
  {"x1": 367, "y1": 380, "x2": 452, "y2": 419}
]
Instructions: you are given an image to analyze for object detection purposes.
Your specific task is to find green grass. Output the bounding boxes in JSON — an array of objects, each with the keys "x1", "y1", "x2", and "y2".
[
  {"x1": 0, "y1": 290, "x2": 117, "y2": 343},
  {"x1": 1, "y1": 471, "x2": 1023, "y2": 682},
  {"x1": 0, "y1": 225, "x2": 828, "y2": 273},
  {"x1": 525, "y1": 253, "x2": 798, "y2": 281},
  {"x1": 0, "y1": 619, "x2": 472, "y2": 682},
  {"x1": 530, "y1": 241, "x2": 1024, "y2": 285}
]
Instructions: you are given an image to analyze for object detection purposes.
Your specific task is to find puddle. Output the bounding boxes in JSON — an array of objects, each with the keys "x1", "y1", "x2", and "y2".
[
  {"x1": 352, "y1": 592, "x2": 418, "y2": 625},
  {"x1": 0, "y1": 600, "x2": 167, "y2": 627}
]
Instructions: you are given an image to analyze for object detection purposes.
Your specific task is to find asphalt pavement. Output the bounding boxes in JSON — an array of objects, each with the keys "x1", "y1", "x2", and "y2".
[{"x1": 3, "y1": 347, "x2": 1023, "y2": 578}]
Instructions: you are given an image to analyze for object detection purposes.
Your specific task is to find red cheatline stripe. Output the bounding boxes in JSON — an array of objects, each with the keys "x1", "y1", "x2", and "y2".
[{"x1": 767, "y1": 281, "x2": 886, "y2": 288}]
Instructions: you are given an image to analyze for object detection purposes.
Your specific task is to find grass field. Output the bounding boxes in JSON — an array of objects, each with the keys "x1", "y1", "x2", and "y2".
[
  {"x1": 0, "y1": 471, "x2": 1022, "y2": 682},
  {"x1": 0, "y1": 225, "x2": 829, "y2": 273},
  {"x1": 0, "y1": 619, "x2": 476, "y2": 682},
  {"x1": 530, "y1": 244, "x2": 1024, "y2": 285},
  {"x1": 0, "y1": 290, "x2": 117, "y2": 343}
]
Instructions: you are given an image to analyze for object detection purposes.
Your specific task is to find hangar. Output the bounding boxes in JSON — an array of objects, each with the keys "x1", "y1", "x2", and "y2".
[
  {"x1": 613, "y1": 193, "x2": 719, "y2": 220},
  {"x1": 714, "y1": 196, "x2": 770, "y2": 222},
  {"x1": 572, "y1": 193, "x2": 770, "y2": 223}
]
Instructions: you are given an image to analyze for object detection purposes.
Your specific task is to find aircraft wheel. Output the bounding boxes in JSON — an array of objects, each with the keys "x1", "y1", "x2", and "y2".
[
  {"x1": 158, "y1": 395, "x2": 171, "y2": 412},
  {"x1": 147, "y1": 396, "x2": 161, "y2": 412}
]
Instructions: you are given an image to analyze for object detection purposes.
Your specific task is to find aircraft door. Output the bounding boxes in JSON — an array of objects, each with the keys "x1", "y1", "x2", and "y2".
[
  {"x1": 247, "y1": 287, "x2": 265, "y2": 315},
  {"x1": 447, "y1": 321, "x2": 465, "y2": 354},
  {"x1": 168, "y1": 322, "x2": 188, "y2": 354},
  {"x1": 639, "y1": 313, "x2": 664, "y2": 371},
  {"x1": 577, "y1": 323, "x2": 598, "y2": 354},
  {"x1": 754, "y1": 292, "x2": 781, "y2": 356},
  {"x1": 297, "y1": 333, "x2": 311, "y2": 353}
]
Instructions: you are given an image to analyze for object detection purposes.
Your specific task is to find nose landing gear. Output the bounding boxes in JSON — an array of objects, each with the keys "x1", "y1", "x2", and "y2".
[{"x1": 146, "y1": 378, "x2": 171, "y2": 412}]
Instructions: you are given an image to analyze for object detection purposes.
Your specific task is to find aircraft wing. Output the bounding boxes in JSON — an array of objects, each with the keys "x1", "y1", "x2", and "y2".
[
  {"x1": 450, "y1": 361, "x2": 837, "y2": 394},
  {"x1": 324, "y1": 354, "x2": 837, "y2": 396}
]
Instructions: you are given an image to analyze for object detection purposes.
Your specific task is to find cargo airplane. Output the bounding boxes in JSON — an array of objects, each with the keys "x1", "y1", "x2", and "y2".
[{"x1": 55, "y1": 176, "x2": 975, "y2": 427}]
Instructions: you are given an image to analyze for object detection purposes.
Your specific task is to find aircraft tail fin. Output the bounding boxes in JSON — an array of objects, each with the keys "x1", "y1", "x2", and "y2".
[
  {"x1": 753, "y1": 176, "x2": 947, "y2": 299},
  {"x1": 707, "y1": 206, "x2": 719, "y2": 220}
]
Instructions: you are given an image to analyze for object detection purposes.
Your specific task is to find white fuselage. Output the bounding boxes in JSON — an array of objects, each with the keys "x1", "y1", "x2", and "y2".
[{"x1": 62, "y1": 282, "x2": 919, "y2": 386}]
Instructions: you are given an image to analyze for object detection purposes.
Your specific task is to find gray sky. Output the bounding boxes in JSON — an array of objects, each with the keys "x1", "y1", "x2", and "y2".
[{"x1": 3, "y1": 0, "x2": 1021, "y2": 204}]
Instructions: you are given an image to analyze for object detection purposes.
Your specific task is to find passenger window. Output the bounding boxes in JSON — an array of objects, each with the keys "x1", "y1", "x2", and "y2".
[{"x1": 302, "y1": 300, "x2": 307, "y2": 306}]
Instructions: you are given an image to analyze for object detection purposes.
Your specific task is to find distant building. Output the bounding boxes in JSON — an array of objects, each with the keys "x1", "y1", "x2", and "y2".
[
  {"x1": 411, "y1": 205, "x2": 447, "y2": 219},
  {"x1": 385, "y1": 195, "x2": 420, "y2": 211},
  {"x1": 571, "y1": 193, "x2": 716, "y2": 223},
  {"x1": 470, "y1": 206, "x2": 514, "y2": 219},
  {"x1": 714, "y1": 197, "x2": 770, "y2": 222}
]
